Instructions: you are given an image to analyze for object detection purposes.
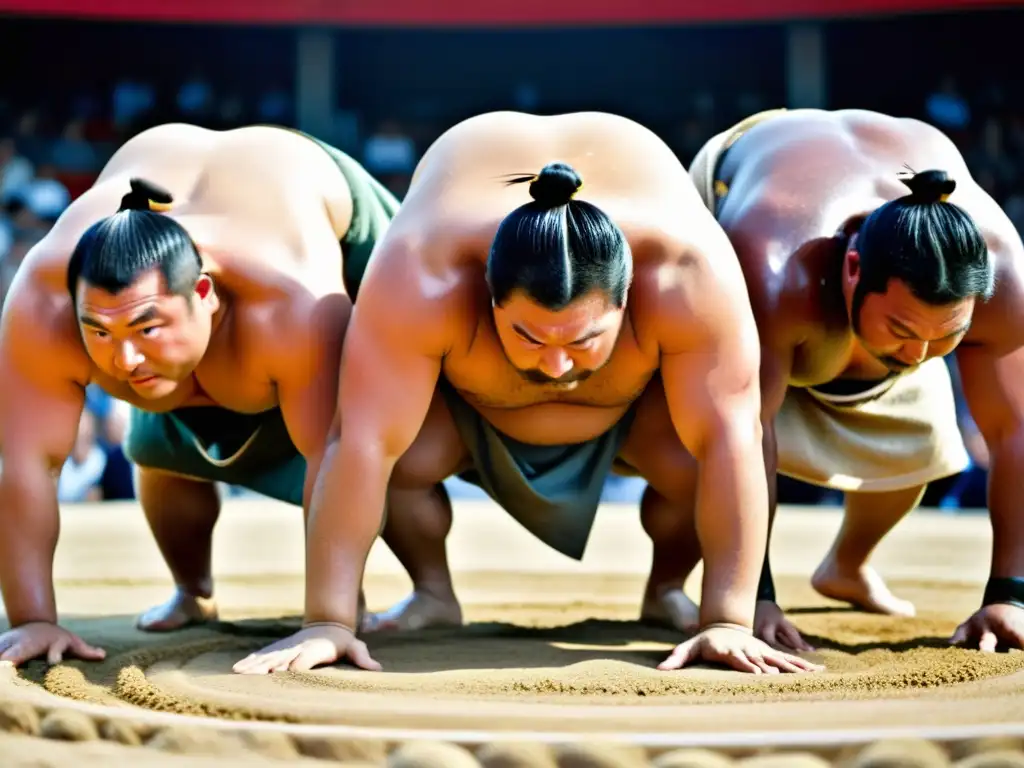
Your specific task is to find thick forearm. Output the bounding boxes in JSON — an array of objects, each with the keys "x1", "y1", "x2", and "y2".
[
  {"x1": 987, "y1": 431, "x2": 1024, "y2": 577},
  {"x1": 303, "y1": 439, "x2": 390, "y2": 628},
  {"x1": 0, "y1": 465, "x2": 60, "y2": 625},
  {"x1": 696, "y1": 424, "x2": 769, "y2": 628}
]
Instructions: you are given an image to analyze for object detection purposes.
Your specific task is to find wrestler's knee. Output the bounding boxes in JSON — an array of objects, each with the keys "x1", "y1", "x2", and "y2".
[
  {"x1": 391, "y1": 452, "x2": 450, "y2": 490},
  {"x1": 618, "y1": 384, "x2": 698, "y2": 505},
  {"x1": 638, "y1": 485, "x2": 671, "y2": 536},
  {"x1": 637, "y1": 483, "x2": 699, "y2": 545},
  {"x1": 633, "y1": 447, "x2": 698, "y2": 505},
  {"x1": 616, "y1": 440, "x2": 698, "y2": 547},
  {"x1": 390, "y1": 389, "x2": 468, "y2": 490}
]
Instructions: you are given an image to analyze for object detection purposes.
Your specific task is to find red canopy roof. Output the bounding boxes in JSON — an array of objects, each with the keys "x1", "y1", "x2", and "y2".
[{"x1": 0, "y1": 0, "x2": 1017, "y2": 25}]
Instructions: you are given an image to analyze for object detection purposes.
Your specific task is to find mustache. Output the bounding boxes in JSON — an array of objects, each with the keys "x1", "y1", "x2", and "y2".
[
  {"x1": 878, "y1": 356, "x2": 914, "y2": 372},
  {"x1": 517, "y1": 367, "x2": 594, "y2": 385}
]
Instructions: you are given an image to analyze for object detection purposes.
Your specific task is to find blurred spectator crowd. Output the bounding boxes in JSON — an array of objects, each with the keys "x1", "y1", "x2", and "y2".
[{"x1": 0, "y1": 72, "x2": 1003, "y2": 508}]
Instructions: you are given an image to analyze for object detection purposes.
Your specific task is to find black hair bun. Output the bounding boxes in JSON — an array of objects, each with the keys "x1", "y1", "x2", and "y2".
[
  {"x1": 528, "y1": 162, "x2": 583, "y2": 208},
  {"x1": 118, "y1": 177, "x2": 174, "y2": 213},
  {"x1": 901, "y1": 168, "x2": 956, "y2": 204}
]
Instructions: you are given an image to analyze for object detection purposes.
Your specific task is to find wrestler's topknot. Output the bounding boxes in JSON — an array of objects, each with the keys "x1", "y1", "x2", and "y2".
[
  {"x1": 526, "y1": 163, "x2": 582, "y2": 208},
  {"x1": 118, "y1": 177, "x2": 174, "y2": 213},
  {"x1": 901, "y1": 168, "x2": 957, "y2": 204},
  {"x1": 852, "y1": 167, "x2": 993, "y2": 318},
  {"x1": 66, "y1": 177, "x2": 202, "y2": 305},
  {"x1": 487, "y1": 162, "x2": 631, "y2": 310}
]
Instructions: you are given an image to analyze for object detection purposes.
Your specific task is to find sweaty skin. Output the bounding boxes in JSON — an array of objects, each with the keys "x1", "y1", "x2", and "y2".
[
  {"x1": 234, "y1": 111, "x2": 822, "y2": 677},
  {"x1": 690, "y1": 109, "x2": 1024, "y2": 651},
  {"x1": 0, "y1": 124, "x2": 360, "y2": 666}
]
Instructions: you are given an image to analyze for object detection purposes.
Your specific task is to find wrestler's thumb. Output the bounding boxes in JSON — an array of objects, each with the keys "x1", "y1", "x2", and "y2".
[
  {"x1": 657, "y1": 639, "x2": 695, "y2": 672},
  {"x1": 349, "y1": 640, "x2": 383, "y2": 672},
  {"x1": 949, "y1": 623, "x2": 969, "y2": 646}
]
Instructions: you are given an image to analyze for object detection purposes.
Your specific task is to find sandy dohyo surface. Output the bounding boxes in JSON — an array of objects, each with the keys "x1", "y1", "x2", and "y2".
[{"x1": 1, "y1": 499, "x2": 1022, "y2": 766}]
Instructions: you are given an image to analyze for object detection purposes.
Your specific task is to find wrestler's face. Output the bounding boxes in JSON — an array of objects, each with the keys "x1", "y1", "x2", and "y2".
[
  {"x1": 492, "y1": 290, "x2": 624, "y2": 388},
  {"x1": 76, "y1": 268, "x2": 220, "y2": 400},
  {"x1": 844, "y1": 250, "x2": 974, "y2": 372}
]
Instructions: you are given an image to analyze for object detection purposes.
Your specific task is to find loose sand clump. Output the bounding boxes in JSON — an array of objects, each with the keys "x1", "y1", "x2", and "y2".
[
  {"x1": 954, "y1": 752, "x2": 1024, "y2": 768},
  {"x1": 0, "y1": 701, "x2": 40, "y2": 736},
  {"x1": 847, "y1": 739, "x2": 951, "y2": 768},
  {"x1": 651, "y1": 748, "x2": 735, "y2": 767},
  {"x1": 388, "y1": 740, "x2": 483, "y2": 767},
  {"x1": 735, "y1": 754, "x2": 832, "y2": 767},
  {"x1": 146, "y1": 725, "x2": 246, "y2": 756},
  {"x1": 39, "y1": 709, "x2": 100, "y2": 742},
  {"x1": 951, "y1": 740, "x2": 1024, "y2": 761},
  {"x1": 553, "y1": 744, "x2": 651, "y2": 768},
  {"x1": 293, "y1": 735, "x2": 388, "y2": 762},
  {"x1": 476, "y1": 741, "x2": 559, "y2": 768},
  {"x1": 97, "y1": 717, "x2": 145, "y2": 746}
]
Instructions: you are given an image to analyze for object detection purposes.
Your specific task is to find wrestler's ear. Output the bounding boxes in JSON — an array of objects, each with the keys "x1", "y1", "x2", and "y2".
[
  {"x1": 845, "y1": 240, "x2": 861, "y2": 282},
  {"x1": 190, "y1": 242, "x2": 216, "y2": 299},
  {"x1": 193, "y1": 273, "x2": 216, "y2": 304}
]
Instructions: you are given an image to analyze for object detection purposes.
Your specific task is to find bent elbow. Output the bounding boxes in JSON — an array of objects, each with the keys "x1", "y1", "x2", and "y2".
[
  {"x1": 708, "y1": 406, "x2": 764, "y2": 461},
  {"x1": 729, "y1": 411, "x2": 764, "y2": 452}
]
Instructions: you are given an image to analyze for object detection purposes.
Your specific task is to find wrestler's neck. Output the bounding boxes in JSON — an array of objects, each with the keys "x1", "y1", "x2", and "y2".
[
  {"x1": 804, "y1": 234, "x2": 851, "y2": 327},
  {"x1": 174, "y1": 299, "x2": 233, "y2": 408},
  {"x1": 793, "y1": 232, "x2": 890, "y2": 380}
]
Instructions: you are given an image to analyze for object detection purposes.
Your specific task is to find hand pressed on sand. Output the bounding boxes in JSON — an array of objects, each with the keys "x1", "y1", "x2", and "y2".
[
  {"x1": 0, "y1": 622, "x2": 106, "y2": 667},
  {"x1": 233, "y1": 624, "x2": 382, "y2": 675},
  {"x1": 951, "y1": 603, "x2": 1024, "y2": 653},
  {"x1": 657, "y1": 625, "x2": 823, "y2": 674}
]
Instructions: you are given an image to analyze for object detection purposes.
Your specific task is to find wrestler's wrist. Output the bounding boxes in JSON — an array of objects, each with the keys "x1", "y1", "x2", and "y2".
[
  {"x1": 5, "y1": 601, "x2": 58, "y2": 628},
  {"x1": 699, "y1": 606, "x2": 754, "y2": 633},
  {"x1": 701, "y1": 621, "x2": 754, "y2": 635},
  {"x1": 302, "y1": 620, "x2": 357, "y2": 636},
  {"x1": 303, "y1": 606, "x2": 359, "y2": 633},
  {"x1": 982, "y1": 576, "x2": 1024, "y2": 610}
]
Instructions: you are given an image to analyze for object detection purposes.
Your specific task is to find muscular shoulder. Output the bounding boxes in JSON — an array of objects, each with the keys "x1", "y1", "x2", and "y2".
[
  {"x1": 353, "y1": 218, "x2": 477, "y2": 356},
  {"x1": 959, "y1": 192, "x2": 1024, "y2": 352},
  {"x1": 630, "y1": 218, "x2": 760, "y2": 358},
  {"x1": 0, "y1": 172, "x2": 158, "y2": 388},
  {"x1": 230, "y1": 290, "x2": 350, "y2": 388},
  {"x1": 715, "y1": 189, "x2": 816, "y2": 329},
  {"x1": 1, "y1": 240, "x2": 91, "y2": 389}
]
